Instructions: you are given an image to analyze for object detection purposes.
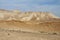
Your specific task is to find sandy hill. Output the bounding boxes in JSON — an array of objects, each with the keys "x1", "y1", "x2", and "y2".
[
  {"x1": 0, "y1": 9, "x2": 60, "y2": 34},
  {"x1": 0, "y1": 9, "x2": 59, "y2": 21}
]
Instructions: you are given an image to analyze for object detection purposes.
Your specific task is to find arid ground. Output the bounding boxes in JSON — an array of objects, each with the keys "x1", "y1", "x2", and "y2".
[
  {"x1": 0, "y1": 29, "x2": 60, "y2": 40},
  {"x1": 0, "y1": 21, "x2": 60, "y2": 40}
]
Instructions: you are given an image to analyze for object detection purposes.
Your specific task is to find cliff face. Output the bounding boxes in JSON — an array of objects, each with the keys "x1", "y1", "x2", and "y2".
[{"x1": 0, "y1": 9, "x2": 59, "y2": 22}]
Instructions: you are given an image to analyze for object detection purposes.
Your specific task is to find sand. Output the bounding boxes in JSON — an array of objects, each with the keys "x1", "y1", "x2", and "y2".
[{"x1": 0, "y1": 28, "x2": 60, "y2": 40}]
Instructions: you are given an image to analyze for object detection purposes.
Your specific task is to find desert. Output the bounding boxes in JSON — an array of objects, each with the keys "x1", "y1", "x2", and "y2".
[{"x1": 0, "y1": 9, "x2": 60, "y2": 40}]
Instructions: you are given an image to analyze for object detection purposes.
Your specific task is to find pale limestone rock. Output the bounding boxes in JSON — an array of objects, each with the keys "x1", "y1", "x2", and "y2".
[{"x1": 0, "y1": 9, "x2": 59, "y2": 21}]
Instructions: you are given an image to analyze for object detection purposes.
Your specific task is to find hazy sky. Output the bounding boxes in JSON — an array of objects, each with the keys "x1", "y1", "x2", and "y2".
[{"x1": 0, "y1": 0, "x2": 60, "y2": 17}]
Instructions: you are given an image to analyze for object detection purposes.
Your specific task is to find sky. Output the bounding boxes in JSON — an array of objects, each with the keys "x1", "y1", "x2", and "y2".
[{"x1": 0, "y1": 0, "x2": 60, "y2": 17}]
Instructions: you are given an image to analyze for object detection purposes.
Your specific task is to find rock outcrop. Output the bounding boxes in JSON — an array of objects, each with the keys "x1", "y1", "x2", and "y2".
[{"x1": 0, "y1": 9, "x2": 59, "y2": 22}]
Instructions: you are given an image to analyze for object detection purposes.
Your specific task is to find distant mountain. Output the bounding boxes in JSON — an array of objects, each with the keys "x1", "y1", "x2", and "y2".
[
  {"x1": 16, "y1": 12, "x2": 59, "y2": 21},
  {"x1": 0, "y1": 9, "x2": 59, "y2": 22}
]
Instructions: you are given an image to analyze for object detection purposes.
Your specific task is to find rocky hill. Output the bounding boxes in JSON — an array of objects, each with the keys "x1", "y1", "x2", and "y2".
[
  {"x1": 0, "y1": 9, "x2": 60, "y2": 34},
  {"x1": 0, "y1": 9, "x2": 59, "y2": 21}
]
